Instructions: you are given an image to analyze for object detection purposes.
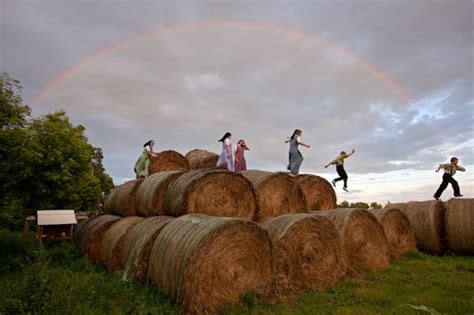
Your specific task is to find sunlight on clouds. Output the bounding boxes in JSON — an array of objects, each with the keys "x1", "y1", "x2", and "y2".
[{"x1": 409, "y1": 88, "x2": 454, "y2": 124}]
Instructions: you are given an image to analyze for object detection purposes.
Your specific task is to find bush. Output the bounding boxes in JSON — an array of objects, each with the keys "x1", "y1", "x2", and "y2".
[{"x1": 0, "y1": 228, "x2": 37, "y2": 272}]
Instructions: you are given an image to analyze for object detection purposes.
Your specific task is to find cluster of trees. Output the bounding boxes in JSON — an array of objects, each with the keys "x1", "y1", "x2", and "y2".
[
  {"x1": 337, "y1": 201, "x2": 383, "y2": 209},
  {"x1": 0, "y1": 73, "x2": 113, "y2": 229}
]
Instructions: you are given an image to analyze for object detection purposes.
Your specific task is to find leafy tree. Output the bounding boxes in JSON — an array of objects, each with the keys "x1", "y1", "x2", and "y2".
[
  {"x1": 370, "y1": 202, "x2": 383, "y2": 209},
  {"x1": 337, "y1": 201, "x2": 373, "y2": 209},
  {"x1": 92, "y1": 147, "x2": 114, "y2": 201},
  {"x1": 0, "y1": 73, "x2": 113, "y2": 229},
  {"x1": 0, "y1": 73, "x2": 31, "y2": 129},
  {"x1": 22, "y1": 111, "x2": 102, "y2": 211},
  {"x1": 350, "y1": 202, "x2": 369, "y2": 209},
  {"x1": 0, "y1": 74, "x2": 32, "y2": 227},
  {"x1": 337, "y1": 200, "x2": 350, "y2": 208}
]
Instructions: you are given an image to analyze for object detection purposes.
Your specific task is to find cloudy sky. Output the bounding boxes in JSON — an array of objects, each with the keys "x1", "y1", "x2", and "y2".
[{"x1": 2, "y1": 0, "x2": 473, "y2": 204}]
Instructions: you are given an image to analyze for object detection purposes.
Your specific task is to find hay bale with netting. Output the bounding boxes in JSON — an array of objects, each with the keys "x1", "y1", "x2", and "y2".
[
  {"x1": 445, "y1": 198, "x2": 474, "y2": 254},
  {"x1": 148, "y1": 214, "x2": 272, "y2": 314},
  {"x1": 103, "y1": 179, "x2": 144, "y2": 216},
  {"x1": 120, "y1": 216, "x2": 174, "y2": 280},
  {"x1": 314, "y1": 208, "x2": 389, "y2": 274},
  {"x1": 385, "y1": 201, "x2": 447, "y2": 255},
  {"x1": 163, "y1": 169, "x2": 256, "y2": 220},
  {"x1": 297, "y1": 174, "x2": 337, "y2": 211},
  {"x1": 185, "y1": 149, "x2": 219, "y2": 169},
  {"x1": 98, "y1": 216, "x2": 144, "y2": 272},
  {"x1": 135, "y1": 171, "x2": 183, "y2": 217},
  {"x1": 262, "y1": 213, "x2": 347, "y2": 296},
  {"x1": 149, "y1": 150, "x2": 189, "y2": 174},
  {"x1": 74, "y1": 214, "x2": 121, "y2": 264},
  {"x1": 241, "y1": 170, "x2": 307, "y2": 221},
  {"x1": 370, "y1": 208, "x2": 417, "y2": 260}
]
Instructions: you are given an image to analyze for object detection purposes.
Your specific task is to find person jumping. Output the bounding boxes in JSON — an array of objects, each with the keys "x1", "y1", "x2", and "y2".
[
  {"x1": 433, "y1": 157, "x2": 466, "y2": 200},
  {"x1": 325, "y1": 149, "x2": 355, "y2": 192}
]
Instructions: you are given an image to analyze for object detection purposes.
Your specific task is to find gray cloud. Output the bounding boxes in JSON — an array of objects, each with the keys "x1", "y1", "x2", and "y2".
[{"x1": 1, "y1": 0, "x2": 472, "y2": 201}]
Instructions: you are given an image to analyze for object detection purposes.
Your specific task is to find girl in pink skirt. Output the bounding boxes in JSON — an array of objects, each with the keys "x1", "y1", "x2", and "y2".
[{"x1": 234, "y1": 140, "x2": 250, "y2": 172}]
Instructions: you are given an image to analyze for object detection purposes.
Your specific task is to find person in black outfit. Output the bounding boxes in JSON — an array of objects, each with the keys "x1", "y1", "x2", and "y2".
[
  {"x1": 433, "y1": 157, "x2": 466, "y2": 200},
  {"x1": 325, "y1": 149, "x2": 355, "y2": 192}
]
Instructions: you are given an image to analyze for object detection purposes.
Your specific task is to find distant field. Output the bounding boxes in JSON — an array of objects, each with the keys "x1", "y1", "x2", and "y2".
[{"x1": 1, "y1": 230, "x2": 473, "y2": 314}]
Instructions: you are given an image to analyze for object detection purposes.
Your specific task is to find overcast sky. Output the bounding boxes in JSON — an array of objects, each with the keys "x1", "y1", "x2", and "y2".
[{"x1": 2, "y1": 0, "x2": 473, "y2": 204}]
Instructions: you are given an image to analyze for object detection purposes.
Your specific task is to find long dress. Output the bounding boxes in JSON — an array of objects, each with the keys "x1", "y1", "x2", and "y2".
[
  {"x1": 234, "y1": 144, "x2": 247, "y2": 172},
  {"x1": 287, "y1": 136, "x2": 303, "y2": 175},
  {"x1": 134, "y1": 148, "x2": 151, "y2": 178},
  {"x1": 216, "y1": 138, "x2": 235, "y2": 171}
]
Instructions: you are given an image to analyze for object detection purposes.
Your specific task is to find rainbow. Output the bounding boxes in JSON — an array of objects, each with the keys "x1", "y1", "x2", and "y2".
[{"x1": 29, "y1": 20, "x2": 412, "y2": 106}]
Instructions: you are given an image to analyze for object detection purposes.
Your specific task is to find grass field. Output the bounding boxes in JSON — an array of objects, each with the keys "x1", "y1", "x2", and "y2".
[{"x1": 1, "y1": 229, "x2": 473, "y2": 315}]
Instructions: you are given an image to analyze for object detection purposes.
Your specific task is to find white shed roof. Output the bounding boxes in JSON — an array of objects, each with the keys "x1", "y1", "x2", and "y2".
[{"x1": 37, "y1": 210, "x2": 77, "y2": 225}]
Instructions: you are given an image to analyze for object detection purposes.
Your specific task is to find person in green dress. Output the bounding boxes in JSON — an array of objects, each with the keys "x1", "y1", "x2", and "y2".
[{"x1": 134, "y1": 140, "x2": 158, "y2": 178}]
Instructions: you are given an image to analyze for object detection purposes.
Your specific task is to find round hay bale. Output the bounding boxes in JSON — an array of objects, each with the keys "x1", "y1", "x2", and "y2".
[
  {"x1": 297, "y1": 174, "x2": 337, "y2": 211},
  {"x1": 135, "y1": 171, "x2": 183, "y2": 217},
  {"x1": 149, "y1": 150, "x2": 189, "y2": 174},
  {"x1": 163, "y1": 169, "x2": 256, "y2": 220},
  {"x1": 315, "y1": 208, "x2": 389, "y2": 274},
  {"x1": 74, "y1": 214, "x2": 121, "y2": 264},
  {"x1": 103, "y1": 186, "x2": 118, "y2": 212},
  {"x1": 262, "y1": 213, "x2": 347, "y2": 296},
  {"x1": 120, "y1": 216, "x2": 174, "y2": 280},
  {"x1": 148, "y1": 214, "x2": 272, "y2": 314},
  {"x1": 99, "y1": 216, "x2": 144, "y2": 272},
  {"x1": 445, "y1": 198, "x2": 474, "y2": 255},
  {"x1": 103, "y1": 179, "x2": 144, "y2": 216},
  {"x1": 241, "y1": 170, "x2": 307, "y2": 221},
  {"x1": 185, "y1": 149, "x2": 219, "y2": 169},
  {"x1": 370, "y1": 208, "x2": 417, "y2": 260},
  {"x1": 385, "y1": 201, "x2": 447, "y2": 255}
]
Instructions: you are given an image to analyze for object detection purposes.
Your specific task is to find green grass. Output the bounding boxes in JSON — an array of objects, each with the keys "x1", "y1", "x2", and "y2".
[{"x1": 1, "y1": 229, "x2": 473, "y2": 315}]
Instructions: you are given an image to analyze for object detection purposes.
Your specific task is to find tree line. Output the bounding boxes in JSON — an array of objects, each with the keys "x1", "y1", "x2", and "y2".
[
  {"x1": 337, "y1": 201, "x2": 383, "y2": 209},
  {"x1": 0, "y1": 73, "x2": 113, "y2": 229}
]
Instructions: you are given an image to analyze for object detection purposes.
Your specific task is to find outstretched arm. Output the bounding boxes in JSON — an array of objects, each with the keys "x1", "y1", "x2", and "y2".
[
  {"x1": 345, "y1": 149, "x2": 355, "y2": 158},
  {"x1": 457, "y1": 165, "x2": 466, "y2": 172},
  {"x1": 325, "y1": 159, "x2": 337, "y2": 168},
  {"x1": 435, "y1": 164, "x2": 444, "y2": 172},
  {"x1": 285, "y1": 136, "x2": 291, "y2": 143},
  {"x1": 297, "y1": 140, "x2": 310, "y2": 148}
]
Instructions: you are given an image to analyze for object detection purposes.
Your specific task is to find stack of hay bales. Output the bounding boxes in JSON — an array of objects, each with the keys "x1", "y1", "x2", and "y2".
[
  {"x1": 83, "y1": 146, "x2": 465, "y2": 313},
  {"x1": 99, "y1": 216, "x2": 144, "y2": 272},
  {"x1": 313, "y1": 208, "x2": 389, "y2": 274},
  {"x1": 185, "y1": 149, "x2": 220, "y2": 169},
  {"x1": 120, "y1": 216, "x2": 174, "y2": 280},
  {"x1": 135, "y1": 171, "x2": 184, "y2": 217},
  {"x1": 74, "y1": 214, "x2": 121, "y2": 264},
  {"x1": 163, "y1": 169, "x2": 257, "y2": 220},
  {"x1": 149, "y1": 150, "x2": 189, "y2": 174},
  {"x1": 104, "y1": 179, "x2": 144, "y2": 216},
  {"x1": 241, "y1": 170, "x2": 307, "y2": 221},
  {"x1": 444, "y1": 198, "x2": 474, "y2": 255},
  {"x1": 107, "y1": 169, "x2": 258, "y2": 220},
  {"x1": 148, "y1": 214, "x2": 273, "y2": 314},
  {"x1": 385, "y1": 199, "x2": 473, "y2": 255},
  {"x1": 262, "y1": 213, "x2": 347, "y2": 296},
  {"x1": 297, "y1": 174, "x2": 337, "y2": 211},
  {"x1": 385, "y1": 200, "x2": 448, "y2": 255},
  {"x1": 369, "y1": 208, "x2": 417, "y2": 260}
]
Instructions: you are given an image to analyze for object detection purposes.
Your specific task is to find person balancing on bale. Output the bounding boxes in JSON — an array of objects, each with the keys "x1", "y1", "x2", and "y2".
[
  {"x1": 433, "y1": 157, "x2": 466, "y2": 200},
  {"x1": 325, "y1": 149, "x2": 355, "y2": 192},
  {"x1": 216, "y1": 132, "x2": 234, "y2": 171},
  {"x1": 234, "y1": 139, "x2": 250, "y2": 172},
  {"x1": 134, "y1": 140, "x2": 158, "y2": 178},
  {"x1": 285, "y1": 129, "x2": 310, "y2": 176}
]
